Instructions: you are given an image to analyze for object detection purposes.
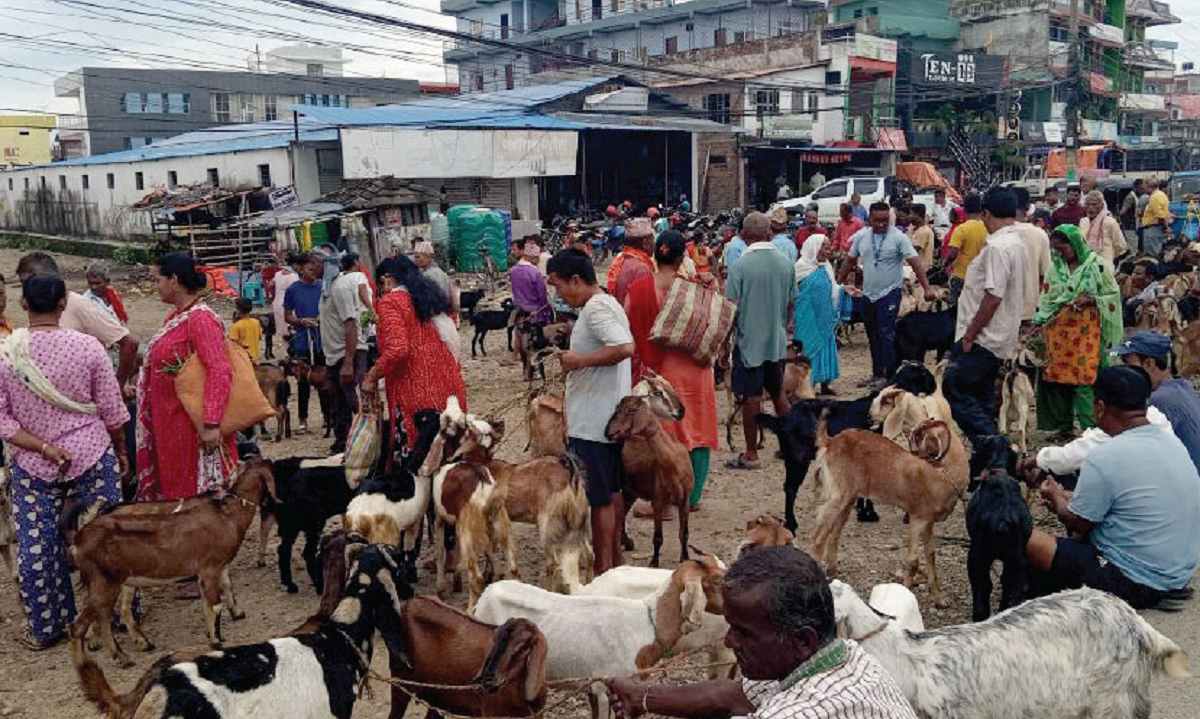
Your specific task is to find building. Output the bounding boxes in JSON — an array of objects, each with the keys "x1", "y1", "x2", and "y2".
[
  {"x1": 54, "y1": 66, "x2": 419, "y2": 156},
  {"x1": 0, "y1": 116, "x2": 56, "y2": 168},
  {"x1": 442, "y1": 0, "x2": 826, "y2": 93},
  {"x1": 247, "y1": 44, "x2": 348, "y2": 77}
]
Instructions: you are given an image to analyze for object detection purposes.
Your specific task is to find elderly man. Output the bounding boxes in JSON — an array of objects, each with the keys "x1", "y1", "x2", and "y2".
[
  {"x1": 413, "y1": 240, "x2": 456, "y2": 309},
  {"x1": 1078, "y1": 190, "x2": 1126, "y2": 264},
  {"x1": 607, "y1": 218, "x2": 656, "y2": 306},
  {"x1": 605, "y1": 546, "x2": 916, "y2": 719},
  {"x1": 767, "y1": 207, "x2": 799, "y2": 263},
  {"x1": 1028, "y1": 366, "x2": 1200, "y2": 609}
]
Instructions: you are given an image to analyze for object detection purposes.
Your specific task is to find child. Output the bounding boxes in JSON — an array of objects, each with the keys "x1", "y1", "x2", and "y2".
[{"x1": 229, "y1": 297, "x2": 263, "y2": 362}]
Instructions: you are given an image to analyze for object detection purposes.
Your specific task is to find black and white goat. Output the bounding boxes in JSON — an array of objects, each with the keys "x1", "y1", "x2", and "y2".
[
  {"x1": 263, "y1": 455, "x2": 355, "y2": 594},
  {"x1": 830, "y1": 580, "x2": 1191, "y2": 719},
  {"x1": 965, "y1": 469, "x2": 1033, "y2": 621},
  {"x1": 71, "y1": 544, "x2": 414, "y2": 719}
]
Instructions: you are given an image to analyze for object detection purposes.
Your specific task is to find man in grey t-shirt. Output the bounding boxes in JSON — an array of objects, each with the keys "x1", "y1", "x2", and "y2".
[
  {"x1": 547, "y1": 249, "x2": 634, "y2": 576},
  {"x1": 320, "y1": 252, "x2": 369, "y2": 453}
]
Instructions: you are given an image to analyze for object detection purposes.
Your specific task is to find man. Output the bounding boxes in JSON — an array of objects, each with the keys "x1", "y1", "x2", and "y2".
[
  {"x1": 931, "y1": 187, "x2": 957, "y2": 237},
  {"x1": 548, "y1": 249, "x2": 635, "y2": 575},
  {"x1": 907, "y1": 203, "x2": 935, "y2": 271},
  {"x1": 284, "y1": 253, "x2": 325, "y2": 435},
  {"x1": 1028, "y1": 366, "x2": 1200, "y2": 608},
  {"x1": 775, "y1": 176, "x2": 793, "y2": 202},
  {"x1": 768, "y1": 207, "x2": 799, "y2": 263},
  {"x1": 833, "y1": 202, "x2": 864, "y2": 254},
  {"x1": 1051, "y1": 185, "x2": 1086, "y2": 227},
  {"x1": 509, "y1": 242, "x2": 554, "y2": 373},
  {"x1": 809, "y1": 169, "x2": 826, "y2": 190},
  {"x1": 1115, "y1": 331, "x2": 1200, "y2": 472},
  {"x1": 607, "y1": 218, "x2": 656, "y2": 306},
  {"x1": 15, "y1": 252, "x2": 139, "y2": 392},
  {"x1": 1119, "y1": 179, "x2": 1144, "y2": 250},
  {"x1": 319, "y1": 252, "x2": 368, "y2": 454},
  {"x1": 793, "y1": 208, "x2": 823, "y2": 250},
  {"x1": 1039, "y1": 185, "x2": 1062, "y2": 215},
  {"x1": 943, "y1": 187, "x2": 1028, "y2": 446},
  {"x1": 726, "y1": 212, "x2": 797, "y2": 470},
  {"x1": 837, "y1": 202, "x2": 936, "y2": 387},
  {"x1": 849, "y1": 192, "x2": 868, "y2": 222},
  {"x1": 1141, "y1": 179, "x2": 1173, "y2": 256},
  {"x1": 604, "y1": 546, "x2": 917, "y2": 719},
  {"x1": 947, "y1": 194, "x2": 988, "y2": 299},
  {"x1": 723, "y1": 221, "x2": 748, "y2": 271},
  {"x1": 413, "y1": 240, "x2": 456, "y2": 310},
  {"x1": 1079, "y1": 190, "x2": 1126, "y2": 264},
  {"x1": 1013, "y1": 187, "x2": 1051, "y2": 323},
  {"x1": 1123, "y1": 260, "x2": 1160, "y2": 326},
  {"x1": 889, "y1": 197, "x2": 910, "y2": 232}
]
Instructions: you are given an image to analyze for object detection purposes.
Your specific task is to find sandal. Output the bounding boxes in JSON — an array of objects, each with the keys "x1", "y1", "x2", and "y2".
[
  {"x1": 19, "y1": 629, "x2": 63, "y2": 651},
  {"x1": 725, "y1": 455, "x2": 761, "y2": 470}
]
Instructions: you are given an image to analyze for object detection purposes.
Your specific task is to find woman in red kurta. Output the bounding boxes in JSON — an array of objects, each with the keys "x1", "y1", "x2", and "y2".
[
  {"x1": 361, "y1": 255, "x2": 466, "y2": 448},
  {"x1": 136, "y1": 253, "x2": 237, "y2": 501}
]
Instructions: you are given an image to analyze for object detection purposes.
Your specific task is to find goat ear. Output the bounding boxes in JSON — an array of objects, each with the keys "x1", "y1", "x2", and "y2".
[
  {"x1": 681, "y1": 575, "x2": 707, "y2": 629},
  {"x1": 522, "y1": 632, "x2": 549, "y2": 703}
]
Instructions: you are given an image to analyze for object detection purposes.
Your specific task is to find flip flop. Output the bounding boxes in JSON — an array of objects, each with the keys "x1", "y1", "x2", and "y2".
[
  {"x1": 19, "y1": 630, "x2": 62, "y2": 651},
  {"x1": 725, "y1": 455, "x2": 761, "y2": 470}
]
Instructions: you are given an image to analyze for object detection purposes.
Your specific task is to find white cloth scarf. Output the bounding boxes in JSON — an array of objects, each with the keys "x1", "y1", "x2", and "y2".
[
  {"x1": 393, "y1": 286, "x2": 460, "y2": 361},
  {"x1": 0, "y1": 328, "x2": 97, "y2": 414},
  {"x1": 1085, "y1": 209, "x2": 1111, "y2": 253},
  {"x1": 794, "y1": 234, "x2": 839, "y2": 305}
]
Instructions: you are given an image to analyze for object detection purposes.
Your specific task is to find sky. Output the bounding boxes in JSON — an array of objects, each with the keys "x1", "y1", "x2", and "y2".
[{"x1": 0, "y1": 0, "x2": 1196, "y2": 115}]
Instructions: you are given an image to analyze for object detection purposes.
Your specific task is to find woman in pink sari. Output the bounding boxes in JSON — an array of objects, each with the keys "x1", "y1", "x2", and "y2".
[{"x1": 136, "y1": 253, "x2": 237, "y2": 500}]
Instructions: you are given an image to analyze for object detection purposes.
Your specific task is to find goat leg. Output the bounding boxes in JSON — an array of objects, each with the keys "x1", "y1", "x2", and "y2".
[
  {"x1": 257, "y1": 508, "x2": 276, "y2": 568},
  {"x1": 221, "y1": 567, "x2": 245, "y2": 621},
  {"x1": 967, "y1": 544, "x2": 994, "y2": 622},
  {"x1": 119, "y1": 586, "x2": 154, "y2": 652},
  {"x1": 650, "y1": 502, "x2": 664, "y2": 568},
  {"x1": 782, "y1": 462, "x2": 804, "y2": 534},
  {"x1": 75, "y1": 577, "x2": 131, "y2": 668},
  {"x1": 199, "y1": 573, "x2": 225, "y2": 646},
  {"x1": 434, "y1": 519, "x2": 450, "y2": 598},
  {"x1": 998, "y1": 549, "x2": 1029, "y2": 613},
  {"x1": 922, "y1": 521, "x2": 947, "y2": 608},
  {"x1": 901, "y1": 518, "x2": 923, "y2": 588},
  {"x1": 677, "y1": 501, "x2": 690, "y2": 564},
  {"x1": 278, "y1": 524, "x2": 300, "y2": 593},
  {"x1": 303, "y1": 528, "x2": 323, "y2": 594},
  {"x1": 493, "y1": 509, "x2": 520, "y2": 581},
  {"x1": 620, "y1": 489, "x2": 635, "y2": 552}
]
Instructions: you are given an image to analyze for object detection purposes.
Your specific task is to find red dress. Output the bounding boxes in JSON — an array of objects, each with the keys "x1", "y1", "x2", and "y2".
[
  {"x1": 375, "y1": 290, "x2": 467, "y2": 447},
  {"x1": 136, "y1": 304, "x2": 238, "y2": 500}
]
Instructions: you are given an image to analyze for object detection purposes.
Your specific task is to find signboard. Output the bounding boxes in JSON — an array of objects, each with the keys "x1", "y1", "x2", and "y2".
[
  {"x1": 1088, "y1": 22, "x2": 1125, "y2": 46},
  {"x1": 269, "y1": 185, "x2": 298, "y2": 209},
  {"x1": 911, "y1": 53, "x2": 1006, "y2": 89},
  {"x1": 762, "y1": 115, "x2": 814, "y2": 141},
  {"x1": 342, "y1": 128, "x2": 578, "y2": 180},
  {"x1": 875, "y1": 128, "x2": 908, "y2": 152},
  {"x1": 1020, "y1": 122, "x2": 1064, "y2": 144}
]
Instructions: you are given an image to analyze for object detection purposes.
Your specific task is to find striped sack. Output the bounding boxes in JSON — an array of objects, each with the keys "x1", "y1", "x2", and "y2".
[
  {"x1": 344, "y1": 410, "x2": 381, "y2": 490},
  {"x1": 649, "y1": 276, "x2": 737, "y2": 365}
]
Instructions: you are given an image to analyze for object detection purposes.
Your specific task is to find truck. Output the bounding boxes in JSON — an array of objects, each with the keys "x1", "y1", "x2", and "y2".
[{"x1": 773, "y1": 176, "x2": 937, "y2": 224}]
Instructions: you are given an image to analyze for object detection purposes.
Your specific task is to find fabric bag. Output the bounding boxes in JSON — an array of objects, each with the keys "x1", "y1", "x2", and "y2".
[
  {"x1": 344, "y1": 409, "x2": 382, "y2": 489},
  {"x1": 175, "y1": 339, "x2": 274, "y2": 435},
  {"x1": 649, "y1": 276, "x2": 737, "y2": 365}
]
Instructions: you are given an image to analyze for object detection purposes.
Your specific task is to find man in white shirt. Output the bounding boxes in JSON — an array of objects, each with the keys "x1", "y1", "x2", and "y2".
[
  {"x1": 1013, "y1": 187, "x2": 1051, "y2": 323},
  {"x1": 931, "y1": 188, "x2": 957, "y2": 237},
  {"x1": 943, "y1": 187, "x2": 1028, "y2": 445}
]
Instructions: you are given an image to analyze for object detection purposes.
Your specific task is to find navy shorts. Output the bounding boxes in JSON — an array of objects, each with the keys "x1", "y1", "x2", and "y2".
[
  {"x1": 1049, "y1": 538, "x2": 1165, "y2": 609},
  {"x1": 731, "y1": 349, "x2": 784, "y2": 400},
  {"x1": 568, "y1": 437, "x2": 624, "y2": 507}
]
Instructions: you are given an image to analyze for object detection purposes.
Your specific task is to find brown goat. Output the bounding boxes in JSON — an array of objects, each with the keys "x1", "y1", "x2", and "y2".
[
  {"x1": 524, "y1": 391, "x2": 567, "y2": 457},
  {"x1": 738, "y1": 514, "x2": 795, "y2": 556},
  {"x1": 254, "y1": 363, "x2": 291, "y2": 440},
  {"x1": 606, "y1": 391, "x2": 693, "y2": 568},
  {"x1": 812, "y1": 414, "x2": 967, "y2": 607},
  {"x1": 69, "y1": 459, "x2": 277, "y2": 666},
  {"x1": 1175, "y1": 320, "x2": 1200, "y2": 377}
]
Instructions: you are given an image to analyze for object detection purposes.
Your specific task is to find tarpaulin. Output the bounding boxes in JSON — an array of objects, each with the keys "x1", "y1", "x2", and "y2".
[
  {"x1": 1044, "y1": 146, "x2": 1107, "y2": 178},
  {"x1": 897, "y1": 162, "x2": 962, "y2": 203}
]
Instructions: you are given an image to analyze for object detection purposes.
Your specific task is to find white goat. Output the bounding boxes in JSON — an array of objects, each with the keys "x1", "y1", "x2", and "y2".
[
  {"x1": 866, "y1": 583, "x2": 924, "y2": 633},
  {"x1": 829, "y1": 580, "x2": 1190, "y2": 719}
]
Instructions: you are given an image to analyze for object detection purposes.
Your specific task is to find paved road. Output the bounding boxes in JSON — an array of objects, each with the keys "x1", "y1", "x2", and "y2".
[{"x1": 1147, "y1": 601, "x2": 1200, "y2": 716}]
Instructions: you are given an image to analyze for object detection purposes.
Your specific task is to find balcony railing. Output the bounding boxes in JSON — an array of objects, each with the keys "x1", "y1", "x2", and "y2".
[
  {"x1": 1121, "y1": 93, "x2": 1167, "y2": 113},
  {"x1": 57, "y1": 114, "x2": 87, "y2": 130}
]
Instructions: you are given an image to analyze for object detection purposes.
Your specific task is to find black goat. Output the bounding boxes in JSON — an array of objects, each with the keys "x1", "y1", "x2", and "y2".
[
  {"x1": 966, "y1": 468, "x2": 1033, "y2": 621},
  {"x1": 265, "y1": 457, "x2": 355, "y2": 594},
  {"x1": 896, "y1": 304, "x2": 956, "y2": 364},
  {"x1": 468, "y1": 298, "x2": 515, "y2": 358},
  {"x1": 459, "y1": 289, "x2": 486, "y2": 318}
]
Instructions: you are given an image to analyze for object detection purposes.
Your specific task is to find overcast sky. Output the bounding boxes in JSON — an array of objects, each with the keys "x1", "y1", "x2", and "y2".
[{"x1": 0, "y1": 0, "x2": 1196, "y2": 115}]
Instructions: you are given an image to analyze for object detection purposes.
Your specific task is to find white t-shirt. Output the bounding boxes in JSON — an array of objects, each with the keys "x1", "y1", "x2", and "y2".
[
  {"x1": 954, "y1": 224, "x2": 1028, "y2": 360},
  {"x1": 565, "y1": 293, "x2": 632, "y2": 443},
  {"x1": 1014, "y1": 222, "x2": 1051, "y2": 321}
]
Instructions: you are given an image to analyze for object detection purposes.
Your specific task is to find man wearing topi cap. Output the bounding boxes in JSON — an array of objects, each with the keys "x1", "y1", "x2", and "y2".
[
  {"x1": 768, "y1": 206, "x2": 798, "y2": 263},
  {"x1": 607, "y1": 218, "x2": 656, "y2": 306},
  {"x1": 413, "y1": 240, "x2": 456, "y2": 312}
]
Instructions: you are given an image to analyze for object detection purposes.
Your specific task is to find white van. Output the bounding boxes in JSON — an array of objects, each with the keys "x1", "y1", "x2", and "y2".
[{"x1": 774, "y1": 176, "x2": 936, "y2": 224}]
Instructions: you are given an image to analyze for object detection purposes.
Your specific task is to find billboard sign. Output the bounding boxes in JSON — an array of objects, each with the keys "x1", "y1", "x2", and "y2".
[{"x1": 912, "y1": 53, "x2": 1006, "y2": 89}]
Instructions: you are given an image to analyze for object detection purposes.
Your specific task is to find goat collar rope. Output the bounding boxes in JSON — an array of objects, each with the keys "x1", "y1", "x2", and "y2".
[
  {"x1": 851, "y1": 622, "x2": 890, "y2": 645},
  {"x1": 646, "y1": 603, "x2": 674, "y2": 660}
]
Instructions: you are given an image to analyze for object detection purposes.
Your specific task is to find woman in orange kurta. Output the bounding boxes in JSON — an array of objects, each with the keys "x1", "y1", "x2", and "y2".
[
  {"x1": 624, "y1": 230, "x2": 720, "y2": 510},
  {"x1": 361, "y1": 255, "x2": 466, "y2": 450}
]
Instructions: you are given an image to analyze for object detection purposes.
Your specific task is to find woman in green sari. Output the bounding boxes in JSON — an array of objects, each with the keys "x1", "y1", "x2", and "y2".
[{"x1": 1031, "y1": 224, "x2": 1124, "y2": 435}]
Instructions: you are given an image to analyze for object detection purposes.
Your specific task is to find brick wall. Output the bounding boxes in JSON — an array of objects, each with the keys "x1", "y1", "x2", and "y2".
[{"x1": 695, "y1": 132, "x2": 742, "y2": 212}]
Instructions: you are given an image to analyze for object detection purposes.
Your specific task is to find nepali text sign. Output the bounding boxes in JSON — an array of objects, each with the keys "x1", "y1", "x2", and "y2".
[
  {"x1": 912, "y1": 53, "x2": 1006, "y2": 89},
  {"x1": 269, "y1": 185, "x2": 299, "y2": 209},
  {"x1": 762, "y1": 115, "x2": 814, "y2": 141}
]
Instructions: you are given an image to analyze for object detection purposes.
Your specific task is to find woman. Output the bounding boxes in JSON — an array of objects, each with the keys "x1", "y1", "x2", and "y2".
[
  {"x1": 794, "y1": 233, "x2": 843, "y2": 395},
  {"x1": 269, "y1": 253, "x2": 300, "y2": 356},
  {"x1": 83, "y1": 261, "x2": 129, "y2": 325},
  {"x1": 0, "y1": 275, "x2": 129, "y2": 649},
  {"x1": 136, "y1": 253, "x2": 237, "y2": 500},
  {"x1": 361, "y1": 255, "x2": 466, "y2": 449},
  {"x1": 1078, "y1": 189, "x2": 1127, "y2": 265},
  {"x1": 624, "y1": 231, "x2": 719, "y2": 510},
  {"x1": 1031, "y1": 224, "x2": 1123, "y2": 435}
]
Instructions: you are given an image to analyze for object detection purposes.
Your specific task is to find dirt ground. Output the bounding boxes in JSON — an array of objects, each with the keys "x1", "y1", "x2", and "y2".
[{"x1": 0, "y1": 248, "x2": 1194, "y2": 717}]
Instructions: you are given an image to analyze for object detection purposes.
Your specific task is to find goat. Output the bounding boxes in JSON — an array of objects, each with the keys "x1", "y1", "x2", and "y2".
[
  {"x1": 0, "y1": 467, "x2": 12, "y2": 586},
  {"x1": 724, "y1": 343, "x2": 810, "y2": 451},
  {"x1": 468, "y1": 298, "x2": 515, "y2": 357},
  {"x1": 514, "y1": 319, "x2": 572, "y2": 381},
  {"x1": 68, "y1": 459, "x2": 277, "y2": 667},
  {"x1": 813, "y1": 414, "x2": 968, "y2": 607},
  {"x1": 736, "y1": 514, "x2": 795, "y2": 556},
  {"x1": 281, "y1": 356, "x2": 332, "y2": 438},
  {"x1": 998, "y1": 347, "x2": 1039, "y2": 452},
  {"x1": 607, "y1": 384, "x2": 692, "y2": 568},
  {"x1": 253, "y1": 363, "x2": 291, "y2": 441},
  {"x1": 865, "y1": 583, "x2": 925, "y2": 634},
  {"x1": 1174, "y1": 317, "x2": 1200, "y2": 377},
  {"x1": 474, "y1": 551, "x2": 727, "y2": 719},
  {"x1": 830, "y1": 580, "x2": 1191, "y2": 719},
  {"x1": 70, "y1": 543, "x2": 413, "y2": 719},
  {"x1": 525, "y1": 390, "x2": 567, "y2": 457},
  {"x1": 263, "y1": 456, "x2": 354, "y2": 594},
  {"x1": 895, "y1": 300, "x2": 955, "y2": 364},
  {"x1": 459, "y1": 288, "x2": 486, "y2": 318},
  {"x1": 965, "y1": 469, "x2": 1033, "y2": 621}
]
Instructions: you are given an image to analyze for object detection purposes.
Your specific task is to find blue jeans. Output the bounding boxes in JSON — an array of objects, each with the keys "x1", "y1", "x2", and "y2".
[
  {"x1": 862, "y1": 288, "x2": 901, "y2": 379},
  {"x1": 944, "y1": 342, "x2": 1001, "y2": 442}
]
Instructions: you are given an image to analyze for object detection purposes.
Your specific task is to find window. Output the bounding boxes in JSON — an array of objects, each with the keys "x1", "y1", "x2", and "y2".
[
  {"x1": 813, "y1": 180, "x2": 848, "y2": 199},
  {"x1": 167, "y1": 92, "x2": 190, "y2": 114},
  {"x1": 40, "y1": 177, "x2": 46, "y2": 188},
  {"x1": 258, "y1": 164, "x2": 272, "y2": 187},
  {"x1": 611, "y1": 49, "x2": 620, "y2": 62},
  {"x1": 321, "y1": 94, "x2": 331, "y2": 107},
  {"x1": 825, "y1": 71, "x2": 842, "y2": 86},
  {"x1": 853, "y1": 8, "x2": 863, "y2": 18},
  {"x1": 592, "y1": 0, "x2": 602, "y2": 19},
  {"x1": 23, "y1": 178, "x2": 29, "y2": 189},
  {"x1": 1050, "y1": 19, "x2": 1069, "y2": 42},
  {"x1": 704, "y1": 93, "x2": 731, "y2": 124},
  {"x1": 207, "y1": 168, "x2": 220, "y2": 187},
  {"x1": 106, "y1": 173, "x2": 115, "y2": 189},
  {"x1": 611, "y1": 0, "x2": 620, "y2": 11},
  {"x1": 714, "y1": 28, "x2": 727, "y2": 46},
  {"x1": 135, "y1": 172, "x2": 144, "y2": 191},
  {"x1": 665, "y1": 36, "x2": 678, "y2": 54},
  {"x1": 501, "y1": 13, "x2": 509, "y2": 39},
  {"x1": 121, "y1": 92, "x2": 143, "y2": 113},
  {"x1": 733, "y1": 30, "x2": 754, "y2": 43},
  {"x1": 505, "y1": 64, "x2": 515, "y2": 89},
  {"x1": 469, "y1": 19, "x2": 483, "y2": 36},
  {"x1": 6, "y1": 178, "x2": 11, "y2": 190},
  {"x1": 265, "y1": 95, "x2": 278, "y2": 121},
  {"x1": 167, "y1": 171, "x2": 178, "y2": 189},
  {"x1": 214, "y1": 93, "x2": 231, "y2": 122},
  {"x1": 852, "y1": 179, "x2": 879, "y2": 195},
  {"x1": 82, "y1": 175, "x2": 89, "y2": 190},
  {"x1": 754, "y1": 88, "x2": 780, "y2": 118},
  {"x1": 144, "y1": 93, "x2": 164, "y2": 114},
  {"x1": 587, "y1": 48, "x2": 598, "y2": 59},
  {"x1": 307, "y1": 63, "x2": 323, "y2": 77},
  {"x1": 473, "y1": 74, "x2": 484, "y2": 91},
  {"x1": 808, "y1": 92, "x2": 819, "y2": 113},
  {"x1": 59, "y1": 176, "x2": 66, "y2": 189}
]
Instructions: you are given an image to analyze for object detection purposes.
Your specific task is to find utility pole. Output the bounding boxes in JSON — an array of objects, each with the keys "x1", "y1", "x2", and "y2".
[{"x1": 1065, "y1": 0, "x2": 1081, "y2": 180}]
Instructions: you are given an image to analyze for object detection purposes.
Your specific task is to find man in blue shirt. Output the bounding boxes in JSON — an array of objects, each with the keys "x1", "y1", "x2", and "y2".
[
  {"x1": 722, "y1": 223, "x2": 748, "y2": 271},
  {"x1": 836, "y1": 202, "x2": 935, "y2": 387},
  {"x1": 283, "y1": 253, "x2": 325, "y2": 435},
  {"x1": 1114, "y1": 330, "x2": 1200, "y2": 473},
  {"x1": 849, "y1": 192, "x2": 868, "y2": 222},
  {"x1": 1029, "y1": 366, "x2": 1200, "y2": 608},
  {"x1": 768, "y1": 207, "x2": 798, "y2": 263}
]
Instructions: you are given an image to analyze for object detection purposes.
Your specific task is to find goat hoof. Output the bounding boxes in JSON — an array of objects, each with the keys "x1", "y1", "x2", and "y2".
[
  {"x1": 933, "y1": 596, "x2": 949, "y2": 609},
  {"x1": 231, "y1": 610, "x2": 246, "y2": 621},
  {"x1": 140, "y1": 641, "x2": 156, "y2": 652},
  {"x1": 285, "y1": 584, "x2": 298, "y2": 594},
  {"x1": 856, "y1": 509, "x2": 880, "y2": 523},
  {"x1": 114, "y1": 653, "x2": 134, "y2": 669},
  {"x1": 255, "y1": 559, "x2": 266, "y2": 568},
  {"x1": 622, "y1": 537, "x2": 635, "y2": 551},
  {"x1": 86, "y1": 636, "x2": 102, "y2": 652}
]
